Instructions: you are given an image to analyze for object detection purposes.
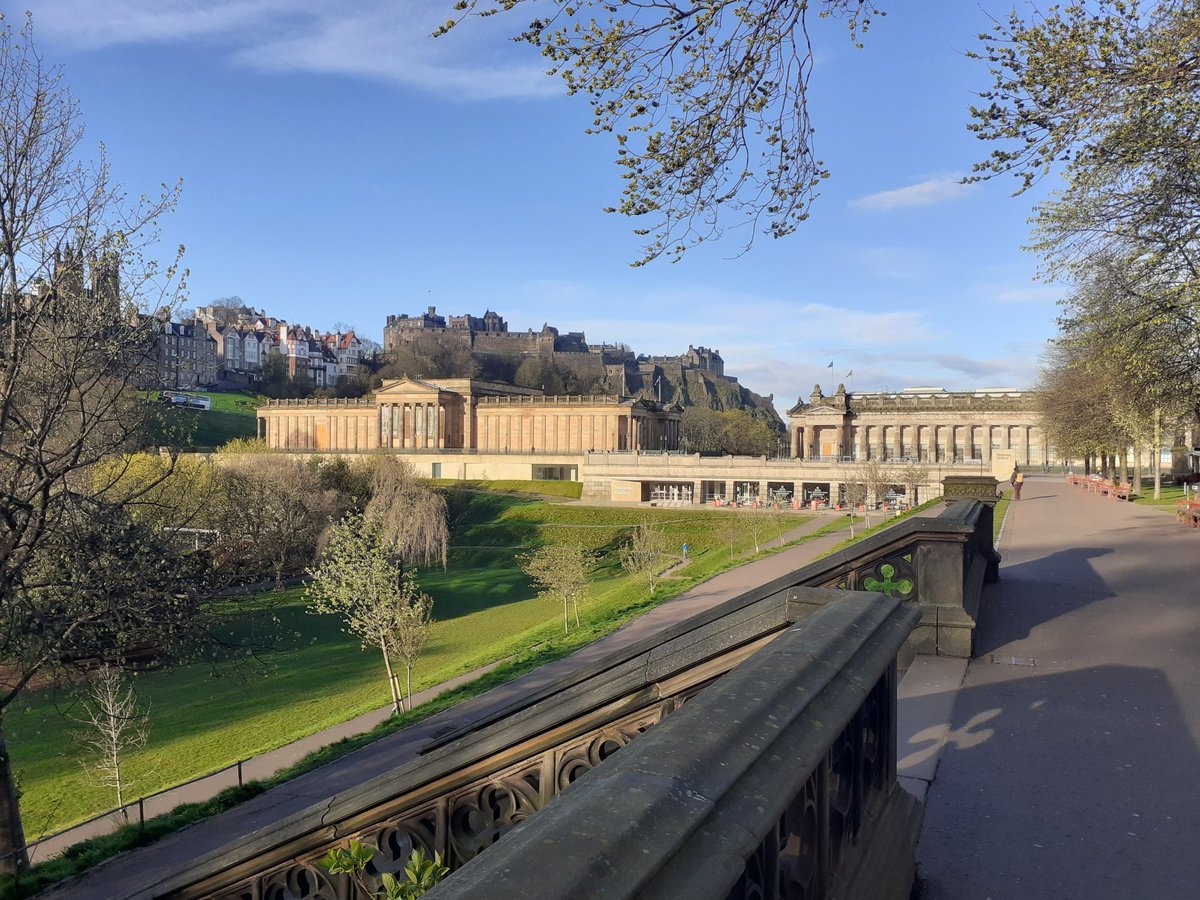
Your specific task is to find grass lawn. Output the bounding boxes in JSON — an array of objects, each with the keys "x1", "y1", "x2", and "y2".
[
  {"x1": 9, "y1": 496, "x2": 798, "y2": 838},
  {"x1": 145, "y1": 391, "x2": 260, "y2": 449},
  {"x1": 433, "y1": 479, "x2": 583, "y2": 500},
  {"x1": 1132, "y1": 483, "x2": 1189, "y2": 508}
]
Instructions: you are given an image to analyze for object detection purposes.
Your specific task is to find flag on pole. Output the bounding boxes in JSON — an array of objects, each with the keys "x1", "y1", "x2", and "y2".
[
  {"x1": 826, "y1": 360, "x2": 833, "y2": 368},
  {"x1": 845, "y1": 370, "x2": 853, "y2": 378}
]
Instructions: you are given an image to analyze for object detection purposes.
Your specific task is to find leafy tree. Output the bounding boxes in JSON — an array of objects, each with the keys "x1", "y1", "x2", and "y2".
[
  {"x1": 258, "y1": 353, "x2": 316, "y2": 399},
  {"x1": 618, "y1": 523, "x2": 667, "y2": 596},
  {"x1": 442, "y1": 0, "x2": 882, "y2": 264},
  {"x1": 307, "y1": 512, "x2": 436, "y2": 715},
  {"x1": 365, "y1": 458, "x2": 449, "y2": 570},
  {"x1": 92, "y1": 453, "x2": 217, "y2": 535},
  {"x1": 70, "y1": 665, "x2": 150, "y2": 815},
  {"x1": 0, "y1": 17, "x2": 186, "y2": 871},
  {"x1": 681, "y1": 406, "x2": 780, "y2": 455},
  {"x1": 520, "y1": 544, "x2": 594, "y2": 634},
  {"x1": 970, "y1": 2, "x2": 1200, "y2": 450}
]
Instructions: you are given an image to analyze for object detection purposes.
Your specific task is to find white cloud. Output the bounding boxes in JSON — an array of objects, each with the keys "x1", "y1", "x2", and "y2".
[
  {"x1": 512, "y1": 281, "x2": 942, "y2": 414},
  {"x1": 849, "y1": 174, "x2": 976, "y2": 212},
  {"x1": 30, "y1": 0, "x2": 558, "y2": 100}
]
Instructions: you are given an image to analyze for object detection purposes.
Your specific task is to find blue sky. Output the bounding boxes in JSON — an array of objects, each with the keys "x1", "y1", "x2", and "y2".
[{"x1": 22, "y1": 1, "x2": 1064, "y2": 413}]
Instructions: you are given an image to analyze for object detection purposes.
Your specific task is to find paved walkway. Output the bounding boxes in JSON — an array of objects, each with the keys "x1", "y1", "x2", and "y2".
[
  {"x1": 916, "y1": 477, "x2": 1200, "y2": 898},
  {"x1": 43, "y1": 511, "x2": 858, "y2": 897}
]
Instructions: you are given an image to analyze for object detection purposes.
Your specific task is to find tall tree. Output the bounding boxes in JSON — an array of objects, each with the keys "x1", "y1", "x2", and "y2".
[
  {"x1": 307, "y1": 512, "x2": 436, "y2": 715},
  {"x1": 0, "y1": 17, "x2": 186, "y2": 872},
  {"x1": 442, "y1": 1, "x2": 883, "y2": 264}
]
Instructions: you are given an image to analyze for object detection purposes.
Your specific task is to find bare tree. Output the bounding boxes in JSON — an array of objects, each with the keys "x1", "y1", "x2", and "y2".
[
  {"x1": 212, "y1": 454, "x2": 340, "y2": 587},
  {"x1": 71, "y1": 666, "x2": 150, "y2": 815},
  {"x1": 619, "y1": 523, "x2": 666, "y2": 596},
  {"x1": 848, "y1": 459, "x2": 897, "y2": 528},
  {"x1": 898, "y1": 459, "x2": 931, "y2": 509},
  {"x1": 520, "y1": 544, "x2": 594, "y2": 635},
  {"x1": 0, "y1": 17, "x2": 188, "y2": 872}
]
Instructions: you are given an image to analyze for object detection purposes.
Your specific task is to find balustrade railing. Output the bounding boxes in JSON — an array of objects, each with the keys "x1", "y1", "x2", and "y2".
[
  {"x1": 433, "y1": 593, "x2": 921, "y2": 900},
  {"x1": 52, "y1": 502, "x2": 998, "y2": 900}
]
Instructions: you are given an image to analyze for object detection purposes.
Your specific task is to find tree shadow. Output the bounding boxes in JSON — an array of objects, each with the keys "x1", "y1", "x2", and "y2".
[
  {"x1": 914, "y1": 663, "x2": 1200, "y2": 898},
  {"x1": 974, "y1": 546, "x2": 1115, "y2": 655}
]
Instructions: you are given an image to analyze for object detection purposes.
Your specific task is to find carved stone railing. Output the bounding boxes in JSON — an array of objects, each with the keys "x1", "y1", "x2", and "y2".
[
  {"x1": 433, "y1": 592, "x2": 921, "y2": 899},
  {"x1": 48, "y1": 506, "x2": 993, "y2": 899},
  {"x1": 95, "y1": 585, "x2": 857, "y2": 899},
  {"x1": 743, "y1": 499, "x2": 998, "y2": 658}
]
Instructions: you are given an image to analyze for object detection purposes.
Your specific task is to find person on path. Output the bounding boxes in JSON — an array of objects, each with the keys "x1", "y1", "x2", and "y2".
[{"x1": 1012, "y1": 465, "x2": 1024, "y2": 500}]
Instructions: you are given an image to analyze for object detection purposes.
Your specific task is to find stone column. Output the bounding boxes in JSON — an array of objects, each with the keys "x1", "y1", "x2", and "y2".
[
  {"x1": 792, "y1": 425, "x2": 802, "y2": 458},
  {"x1": 1021, "y1": 424, "x2": 1030, "y2": 465},
  {"x1": 438, "y1": 404, "x2": 445, "y2": 449},
  {"x1": 855, "y1": 424, "x2": 867, "y2": 461},
  {"x1": 981, "y1": 425, "x2": 991, "y2": 465},
  {"x1": 725, "y1": 479, "x2": 736, "y2": 502}
]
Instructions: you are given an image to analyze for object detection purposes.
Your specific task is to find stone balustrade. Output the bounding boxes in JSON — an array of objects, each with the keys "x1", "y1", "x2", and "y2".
[
  {"x1": 435, "y1": 592, "x2": 920, "y2": 900},
  {"x1": 66, "y1": 501, "x2": 997, "y2": 899}
]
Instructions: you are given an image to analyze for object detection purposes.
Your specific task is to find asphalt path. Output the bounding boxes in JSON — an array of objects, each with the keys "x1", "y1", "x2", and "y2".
[{"x1": 917, "y1": 478, "x2": 1200, "y2": 899}]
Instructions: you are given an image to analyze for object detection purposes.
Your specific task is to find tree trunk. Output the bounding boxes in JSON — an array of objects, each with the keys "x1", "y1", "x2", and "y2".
[
  {"x1": 381, "y1": 647, "x2": 401, "y2": 715},
  {"x1": 1133, "y1": 444, "x2": 1143, "y2": 496},
  {"x1": 572, "y1": 597, "x2": 581, "y2": 629},
  {"x1": 1154, "y1": 411, "x2": 1162, "y2": 500},
  {"x1": 406, "y1": 664, "x2": 413, "y2": 714},
  {"x1": 0, "y1": 725, "x2": 29, "y2": 875},
  {"x1": 563, "y1": 598, "x2": 569, "y2": 635}
]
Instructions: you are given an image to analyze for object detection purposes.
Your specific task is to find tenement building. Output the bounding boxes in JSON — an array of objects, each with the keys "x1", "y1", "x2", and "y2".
[
  {"x1": 787, "y1": 384, "x2": 1053, "y2": 466},
  {"x1": 258, "y1": 378, "x2": 683, "y2": 457}
]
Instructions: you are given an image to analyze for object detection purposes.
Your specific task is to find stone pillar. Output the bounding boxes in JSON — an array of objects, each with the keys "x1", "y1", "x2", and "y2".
[
  {"x1": 926, "y1": 425, "x2": 936, "y2": 463},
  {"x1": 981, "y1": 425, "x2": 991, "y2": 465},
  {"x1": 1021, "y1": 425, "x2": 1030, "y2": 466},
  {"x1": 856, "y1": 425, "x2": 867, "y2": 461},
  {"x1": 792, "y1": 425, "x2": 802, "y2": 458},
  {"x1": 438, "y1": 404, "x2": 445, "y2": 449},
  {"x1": 725, "y1": 479, "x2": 736, "y2": 502}
]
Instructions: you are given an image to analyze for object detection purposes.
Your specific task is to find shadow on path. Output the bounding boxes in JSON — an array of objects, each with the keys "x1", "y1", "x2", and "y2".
[
  {"x1": 915, "y1": 664, "x2": 1200, "y2": 899},
  {"x1": 973, "y1": 546, "x2": 1114, "y2": 656}
]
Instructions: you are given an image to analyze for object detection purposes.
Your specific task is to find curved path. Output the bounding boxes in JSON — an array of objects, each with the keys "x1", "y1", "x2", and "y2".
[{"x1": 917, "y1": 477, "x2": 1200, "y2": 898}]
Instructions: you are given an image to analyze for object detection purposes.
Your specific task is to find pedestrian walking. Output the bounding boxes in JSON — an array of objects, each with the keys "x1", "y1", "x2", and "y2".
[{"x1": 1011, "y1": 465, "x2": 1024, "y2": 500}]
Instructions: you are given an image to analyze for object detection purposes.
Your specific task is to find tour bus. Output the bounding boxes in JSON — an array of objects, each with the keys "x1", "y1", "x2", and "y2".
[{"x1": 160, "y1": 391, "x2": 212, "y2": 411}]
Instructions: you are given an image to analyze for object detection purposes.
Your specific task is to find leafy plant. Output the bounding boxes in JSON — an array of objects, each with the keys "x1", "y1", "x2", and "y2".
[{"x1": 319, "y1": 840, "x2": 447, "y2": 898}]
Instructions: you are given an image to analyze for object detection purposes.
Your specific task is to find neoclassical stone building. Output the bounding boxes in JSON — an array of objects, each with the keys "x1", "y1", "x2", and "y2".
[
  {"x1": 788, "y1": 384, "x2": 1054, "y2": 466},
  {"x1": 258, "y1": 378, "x2": 683, "y2": 454}
]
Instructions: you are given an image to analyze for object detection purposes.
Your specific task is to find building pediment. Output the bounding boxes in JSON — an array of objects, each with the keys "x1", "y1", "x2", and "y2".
[{"x1": 376, "y1": 378, "x2": 446, "y2": 399}]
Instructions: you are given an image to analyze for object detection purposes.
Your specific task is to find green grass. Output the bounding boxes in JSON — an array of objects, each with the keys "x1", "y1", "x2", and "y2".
[
  {"x1": 8, "y1": 497, "x2": 790, "y2": 842},
  {"x1": 145, "y1": 391, "x2": 260, "y2": 449},
  {"x1": 993, "y1": 490, "x2": 1012, "y2": 544},
  {"x1": 813, "y1": 499, "x2": 942, "y2": 560},
  {"x1": 432, "y1": 479, "x2": 583, "y2": 500},
  {"x1": 1131, "y1": 483, "x2": 1188, "y2": 507}
]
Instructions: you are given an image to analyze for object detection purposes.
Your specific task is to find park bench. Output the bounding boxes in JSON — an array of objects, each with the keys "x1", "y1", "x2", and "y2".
[
  {"x1": 1066, "y1": 474, "x2": 1082, "y2": 486},
  {"x1": 1176, "y1": 499, "x2": 1200, "y2": 528},
  {"x1": 1109, "y1": 484, "x2": 1131, "y2": 501}
]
